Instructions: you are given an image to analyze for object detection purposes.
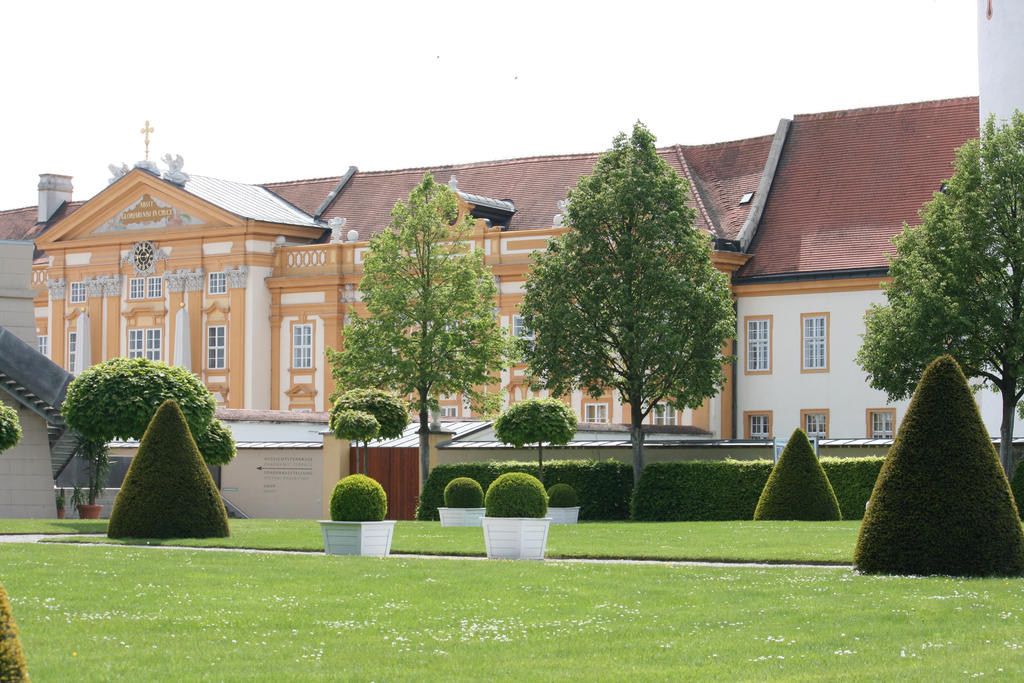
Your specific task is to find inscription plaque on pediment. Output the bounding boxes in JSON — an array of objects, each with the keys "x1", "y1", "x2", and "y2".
[{"x1": 94, "y1": 193, "x2": 203, "y2": 233}]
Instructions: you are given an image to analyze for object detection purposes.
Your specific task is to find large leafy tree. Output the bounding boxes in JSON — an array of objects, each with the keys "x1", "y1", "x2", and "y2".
[
  {"x1": 858, "y1": 112, "x2": 1024, "y2": 476},
  {"x1": 520, "y1": 122, "x2": 736, "y2": 484},
  {"x1": 327, "y1": 173, "x2": 515, "y2": 483}
]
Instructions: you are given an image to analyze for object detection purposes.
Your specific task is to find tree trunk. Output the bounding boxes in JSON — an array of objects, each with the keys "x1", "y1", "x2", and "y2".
[
  {"x1": 537, "y1": 442, "x2": 544, "y2": 484},
  {"x1": 1000, "y1": 389, "x2": 1017, "y2": 478},
  {"x1": 418, "y1": 389, "x2": 431, "y2": 487},
  {"x1": 630, "y1": 403, "x2": 645, "y2": 485}
]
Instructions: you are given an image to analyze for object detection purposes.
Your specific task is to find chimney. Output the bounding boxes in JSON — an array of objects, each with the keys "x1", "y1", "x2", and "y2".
[{"x1": 37, "y1": 173, "x2": 73, "y2": 223}]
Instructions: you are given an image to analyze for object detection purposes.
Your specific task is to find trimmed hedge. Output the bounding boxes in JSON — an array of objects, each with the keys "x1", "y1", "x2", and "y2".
[
  {"x1": 633, "y1": 457, "x2": 884, "y2": 521},
  {"x1": 854, "y1": 355, "x2": 1024, "y2": 576},
  {"x1": 485, "y1": 472, "x2": 548, "y2": 518},
  {"x1": 1013, "y1": 461, "x2": 1024, "y2": 520},
  {"x1": 0, "y1": 579, "x2": 27, "y2": 681},
  {"x1": 417, "y1": 460, "x2": 632, "y2": 521},
  {"x1": 547, "y1": 483, "x2": 580, "y2": 507},
  {"x1": 330, "y1": 474, "x2": 387, "y2": 522},
  {"x1": 754, "y1": 429, "x2": 841, "y2": 521},
  {"x1": 107, "y1": 399, "x2": 230, "y2": 539},
  {"x1": 443, "y1": 477, "x2": 484, "y2": 508}
]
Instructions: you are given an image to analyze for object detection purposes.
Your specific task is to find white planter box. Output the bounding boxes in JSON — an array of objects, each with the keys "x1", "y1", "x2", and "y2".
[
  {"x1": 548, "y1": 506, "x2": 580, "y2": 525},
  {"x1": 481, "y1": 517, "x2": 552, "y2": 560},
  {"x1": 319, "y1": 520, "x2": 396, "y2": 557},
  {"x1": 438, "y1": 507, "x2": 487, "y2": 527}
]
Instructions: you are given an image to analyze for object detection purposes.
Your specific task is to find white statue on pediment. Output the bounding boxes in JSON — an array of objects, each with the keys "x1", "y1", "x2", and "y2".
[
  {"x1": 107, "y1": 163, "x2": 130, "y2": 185},
  {"x1": 161, "y1": 154, "x2": 190, "y2": 185}
]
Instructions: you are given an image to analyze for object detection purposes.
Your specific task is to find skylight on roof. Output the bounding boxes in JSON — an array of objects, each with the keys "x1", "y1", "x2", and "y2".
[{"x1": 739, "y1": 192, "x2": 755, "y2": 205}]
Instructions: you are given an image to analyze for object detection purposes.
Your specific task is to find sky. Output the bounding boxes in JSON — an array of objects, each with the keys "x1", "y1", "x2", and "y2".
[{"x1": 0, "y1": 0, "x2": 979, "y2": 211}]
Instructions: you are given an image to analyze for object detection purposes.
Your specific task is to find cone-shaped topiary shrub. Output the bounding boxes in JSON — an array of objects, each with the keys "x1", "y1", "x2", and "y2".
[
  {"x1": 854, "y1": 355, "x2": 1024, "y2": 576},
  {"x1": 547, "y1": 482, "x2": 579, "y2": 508},
  {"x1": 0, "y1": 579, "x2": 28, "y2": 681},
  {"x1": 330, "y1": 474, "x2": 387, "y2": 521},
  {"x1": 754, "y1": 428, "x2": 841, "y2": 521},
  {"x1": 485, "y1": 472, "x2": 548, "y2": 518},
  {"x1": 1011, "y1": 461, "x2": 1024, "y2": 520},
  {"x1": 107, "y1": 399, "x2": 229, "y2": 539},
  {"x1": 443, "y1": 477, "x2": 484, "y2": 508}
]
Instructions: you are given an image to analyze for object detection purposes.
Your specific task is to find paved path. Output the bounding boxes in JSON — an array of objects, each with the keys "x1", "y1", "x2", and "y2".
[{"x1": 0, "y1": 533, "x2": 852, "y2": 569}]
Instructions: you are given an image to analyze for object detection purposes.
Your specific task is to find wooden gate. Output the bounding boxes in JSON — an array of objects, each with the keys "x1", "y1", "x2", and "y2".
[{"x1": 349, "y1": 446, "x2": 420, "y2": 520}]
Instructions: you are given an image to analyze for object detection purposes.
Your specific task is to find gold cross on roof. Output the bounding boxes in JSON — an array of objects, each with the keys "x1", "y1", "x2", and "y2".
[{"x1": 140, "y1": 120, "x2": 154, "y2": 160}]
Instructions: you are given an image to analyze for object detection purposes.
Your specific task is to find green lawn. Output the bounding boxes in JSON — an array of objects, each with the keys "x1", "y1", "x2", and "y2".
[
  {"x1": 2, "y1": 541, "x2": 1022, "y2": 680},
  {"x1": 7, "y1": 518, "x2": 861, "y2": 564}
]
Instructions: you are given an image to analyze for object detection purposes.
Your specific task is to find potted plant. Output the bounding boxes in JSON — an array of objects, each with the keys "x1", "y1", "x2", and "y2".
[
  {"x1": 438, "y1": 477, "x2": 486, "y2": 526},
  {"x1": 73, "y1": 435, "x2": 110, "y2": 519},
  {"x1": 318, "y1": 474, "x2": 396, "y2": 557},
  {"x1": 55, "y1": 488, "x2": 66, "y2": 519},
  {"x1": 481, "y1": 472, "x2": 551, "y2": 560},
  {"x1": 546, "y1": 483, "x2": 581, "y2": 524},
  {"x1": 70, "y1": 484, "x2": 85, "y2": 518}
]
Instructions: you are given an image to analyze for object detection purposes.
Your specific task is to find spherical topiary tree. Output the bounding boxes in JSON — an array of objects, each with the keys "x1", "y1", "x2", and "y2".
[
  {"x1": 0, "y1": 403, "x2": 21, "y2": 454},
  {"x1": 329, "y1": 408, "x2": 380, "y2": 475},
  {"x1": 493, "y1": 397, "x2": 577, "y2": 483},
  {"x1": 444, "y1": 477, "x2": 484, "y2": 508},
  {"x1": 62, "y1": 357, "x2": 216, "y2": 443},
  {"x1": 107, "y1": 399, "x2": 229, "y2": 539},
  {"x1": 855, "y1": 355, "x2": 1024, "y2": 576},
  {"x1": 0, "y1": 579, "x2": 28, "y2": 681},
  {"x1": 330, "y1": 474, "x2": 388, "y2": 521},
  {"x1": 194, "y1": 419, "x2": 237, "y2": 467},
  {"x1": 754, "y1": 428, "x2": 841, "y2": 521},
  {"x1": 331, "y1": 388, "x2": 408, "y2": 474},
  {"x1": 546, "y1": 482, "x2": 579, "y2": 508},
  {"x1": 485, "y1": 472, "x2": 548, "y2": 518}
]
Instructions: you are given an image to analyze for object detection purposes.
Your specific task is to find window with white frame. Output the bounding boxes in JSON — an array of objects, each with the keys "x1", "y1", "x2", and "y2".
[
  {"x1": 208, "y1": 271, "x2": 227, "y2": 295},
  {"x1": 127, "y1": 329, "x2": 145, "y2": 358},
  {"x1": 67, "y1": 331, "x2": 77, "y2": 371},
  {"x1": 869, "y1": 409, "x2": 894, "y2": 438},
  {"x1": 292, "y1": 323, "x2": 313, "y2": 369},
  {"x1": 37, "y1": 335, "x2": 49, "y2": 358},
  {"x1": 69, "y1": 282, "x2": 86, "y2": 303},
  {"x1": 748, "y1": 413, "x2": 771, "y2": 439},
  {"x1": 145, "y1": 328, "x2": 162, "y2": 361},
  {"x1": 440, "y1": 405, "x2": 459, "y2": 417},
  {"x1": 803, "y1": 411, "x2": 828, "y2": 439},
  {"x1": 207, "y1": 325, "x2": 226, "y2": 369},
  {"x1": 802, "y1": 314, "x2": 828, "y2": 371},
  {"x1": 512, "y1": 314, "x2": 535, "y2": 340},
  {"x1": 584, "y1": 403, "x2": 608, "y2": 424},
  {"x1": 129, "y1": 277, "x2": 146, "y2": 300},
  {"x1": 652, "y1": 404, "x2": 676, "y2": 426},
  {"x1": 746, "y1": 317, "x2": 771, "y2": 372},
  {"x1": 146, "y1": 276, "x2": 162, "y2": 299}
]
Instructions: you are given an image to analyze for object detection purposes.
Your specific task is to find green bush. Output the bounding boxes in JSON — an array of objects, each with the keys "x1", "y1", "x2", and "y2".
[
  {"x1": 854, "y1": 355, "x2": 1024, "y2": 576},
  {"x1": 194, "y1": 419, "x2": 237, "y2": 467},
  {"x1": 0, "y1": 403, "x2": 22, "y2": 453},
  {"x1": 632, "y1": 458, "x2": 883, "y2": 521},
  {"x1": 1012, "y1": 461, "x2": 1024, "y2": 520},
  {"x1": 493, "y1": 398, "x2": 577, "y2": 483},
  {"x1": 107, "y1": 399, "x2": 230, "y2": 540},
  {"x1": 330, "y1": 474, "x2": 387, "y2": 522},
  {"x1": 330, "y1": 388, "x2": 409, "y2": 440},
  {"x1": 443, "y1": 477, "x2": 484, "y2": 508},
  {"x1": 417, "y1": 460, "x2": 631, "y2": 521},
  {"x1": 485, "y1": 472, "x2": 548, "y2": 518},
  {"x1": 754, "y1": 429, "x2": 841, "y2": 521},
  {"x1": 547, "y1": 483, "x2": 579, "y2": 507},
  {"x1": 0, "y1": 579, "x2": 28, "y2": 681}
]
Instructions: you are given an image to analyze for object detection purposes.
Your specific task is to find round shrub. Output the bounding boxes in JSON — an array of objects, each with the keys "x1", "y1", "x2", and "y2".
[
  {"x1": 0, "y1": 579, "x2": 28, "y2": 681},
  {"x1": 330, "y1": 388, "x2": 408, "y2": 440},
  {"x1": 329, "y1": 408, "x2": 379, "y2": 443},
  {"x1": 547, "y1": 483, "x2": 579, "y2": 507},
  {"x1": 854, "y1": 355, "x2": 1024, "y2": 576},
  {"x1": 754, "y1": 428, "x2": 841, "y2": 521},
  {"x1": 485, "y1": 472, "x2": 548, "y2": 518},
  {"x1": 194, "y1": 418, "x2": 237, "y2": 466},
  {"x1": 444, "y1": 477, "x2": 484, "y2": 508},
  {"x1": 0, "y1": 403, "x2": 21, "y2": 453},
  {"x1": 330, "y1": 474, "x2": 387, "y2": 522}
]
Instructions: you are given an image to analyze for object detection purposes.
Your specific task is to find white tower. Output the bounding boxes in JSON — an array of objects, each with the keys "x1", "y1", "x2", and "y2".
[{"x1": 978, "y1": 0, "x2": 1024, "y2": 125}]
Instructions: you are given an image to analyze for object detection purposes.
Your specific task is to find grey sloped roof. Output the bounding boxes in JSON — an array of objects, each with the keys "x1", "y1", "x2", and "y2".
[
  {"x1": 183, "y1": 175, "x2": 323, "y2": 228},
  {"x1": 455, "y1": 190, "x2": 514, "y2": 214},
  {"x1": 0, "y1": 325, "x2": 72, "y2": 425}
]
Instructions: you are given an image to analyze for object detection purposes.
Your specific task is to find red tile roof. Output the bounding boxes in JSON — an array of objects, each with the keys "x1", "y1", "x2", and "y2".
[{"x1": 736, "y1": 97, "x2": 979, "y2": 279}]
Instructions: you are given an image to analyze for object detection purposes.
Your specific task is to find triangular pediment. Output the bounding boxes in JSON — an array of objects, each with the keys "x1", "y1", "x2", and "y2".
[{"x1": 35, "y1": 169, "x2": 246, "y2": 249}]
